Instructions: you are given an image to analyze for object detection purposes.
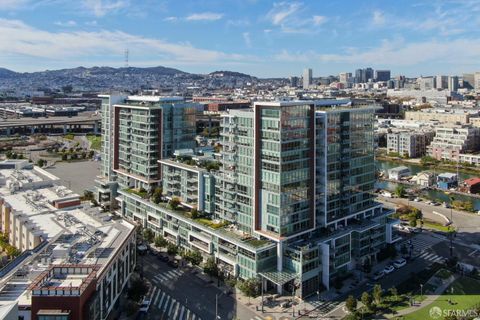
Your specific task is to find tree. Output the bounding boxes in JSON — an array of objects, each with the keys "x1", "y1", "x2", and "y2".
[
  {"x1": 36, "y1": 159, "x2": 45, "y2": 167},
  {"x1": 345, "y1": 295, "x2": 357, "y2": 313},
  {"x1": 127, "y1": 277, "x2": 148, "y2": 302},
  {"x1": 394, "y1": 185, "x2": 406, "y2": 198},
  {"x1": 389, "y1": 287, "x2": 398, "y2": 302},
  {"x1": 204, "y1": 257, "x2": 218, "y2": 277},
  {"x1": 154, "y1": 235, "x2": 168, "y2": 248},
  {"x1": 142, "y1": 228, "x2": 154, "y2": 243},
  {"x1": 70, "y1": 153, "x2": 78, "y2": 160},
  {"x1": 151, "y1": 187, "x2": 163, "y2": 204},
  {"x1": 190, "y1": 207, "x2": 199, "y2": 219},
  {"x1": 237, "y1": 278, "x2": 260, "y2": 304},
  {"x1": 83, "y1": 190, "x2": 94, "y2": 201},
  {"x1": 5, "y1": 245, "x2": 20, "y2": 258},
  {"x1": 185, "y1": 250, "x2": 203, "y2": 266},
  {"x1": 373, "y1": 284, "x2": 383, "y2": 305},
  {"x1": 168, "y1": 197, "x2": 181, "y2": 210},
  {"x1": 361, "y1": 292, "x2": 373, "y2": 311},
  {"x1": 166, "y1": 243, "x2": 178, "y2": 256}
]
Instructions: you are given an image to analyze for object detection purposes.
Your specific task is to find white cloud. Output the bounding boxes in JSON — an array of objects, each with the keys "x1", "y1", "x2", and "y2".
[
  {"x1": 274, "y1": 38, "x2": 480, "y2": 67},
  {"x1": 0, "y1": 18, "x2": 255, "y2": 67},
  {"x1": 82, "y1": 0, "x2": 129, "y2": 17},
  {"x1": 0, "y1": 0, "x2": 29, "y2": 10},
  {"x1": 372, "y1": 10, "x2": 385, "y2": 26},
  {"x1": 185, "y1": 12, "x2": 223, "y2": 21},
  {"x1": 242, "y1": 32, "x2": 251, "y2": 47},
  {"x1": 54, "y1": 20, "x2": 77, "y2": 27},
  {"x1": 267, "y1": 2, "x2": 301, "y2": 25},
  {"x1": 163, "y1": 16, "x2": 177, "y2": 22},
  {"x1": 312, "y1": 15, "x2": 326, "y2": 26},
  {"x1": 85, "y1": 20, "x2": 98, "y2": 26}
]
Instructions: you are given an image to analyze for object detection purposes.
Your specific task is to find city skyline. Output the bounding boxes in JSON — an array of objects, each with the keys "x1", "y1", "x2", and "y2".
[{"x1": 0, "y1": 0, "x2": 480, "y2": 77}]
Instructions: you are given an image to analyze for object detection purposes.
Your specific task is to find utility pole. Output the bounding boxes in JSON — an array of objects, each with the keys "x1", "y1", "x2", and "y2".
[{"x1": 215, "y1": 293, "x2": 219, "y2": 320}]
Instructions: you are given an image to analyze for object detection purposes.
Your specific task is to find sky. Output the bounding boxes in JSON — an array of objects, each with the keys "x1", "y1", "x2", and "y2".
[{"x1": 0, "y1": 0, "x2": 480, "y2": 77}]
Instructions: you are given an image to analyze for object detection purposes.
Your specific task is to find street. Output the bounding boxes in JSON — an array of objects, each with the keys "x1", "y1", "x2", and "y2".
[
  {"x1": 140, "y1": 253, "x2": 260, "y2": 320},
  {"x1": 378, "y1": 195, "x2": 480, "y2": 245}
]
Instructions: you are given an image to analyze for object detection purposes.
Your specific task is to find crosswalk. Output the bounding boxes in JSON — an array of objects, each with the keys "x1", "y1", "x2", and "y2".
[
  {"x1": 403, "y1": 235, "x2": 442, "y2": 253},
  {"x1": 417, "y1": 251, "x2": 446, "y2": 263},
  {"x1": 152, "y1": 269, "x2": 184, "y2": 283},
  {"x1": 308, "y1": 300, "x2": 342, "y2": 315},
  {"x1": 148, "y1": 286, "x2": 201, "y2": 320}
]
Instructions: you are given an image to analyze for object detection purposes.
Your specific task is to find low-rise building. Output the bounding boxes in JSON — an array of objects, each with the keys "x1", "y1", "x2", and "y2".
[
  {"x1": 0, "y1": 161, "x2": 136, "y2": 320},
  {"x1": 460, "y1": 177, "x2": 480, "y2": 194},
  {"x1": 413, "y1": 171, "x2": 436, "y2": 187},
  {"x1": 437, "y1": 173, "x2": 458, "y2": 190},
  {"x1": 388, "y1": 166, "x2": 411, "y2": 180},
  {"x1": 387, "y1": 131, "x2": 433, "y2": 158},
  {"x1": 427, "y1": 125, "x2": 480, "y2": 161}
]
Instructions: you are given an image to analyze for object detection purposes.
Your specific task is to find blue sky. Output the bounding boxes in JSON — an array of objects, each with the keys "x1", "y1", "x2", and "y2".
[{"x1": 0, "y1": 0, "x2": 479, "y2": 77}]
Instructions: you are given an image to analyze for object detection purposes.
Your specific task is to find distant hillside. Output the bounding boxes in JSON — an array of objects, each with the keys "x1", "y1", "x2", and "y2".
[{"x1": 0, "y1": 66, "x2": 257, "y2": 91}]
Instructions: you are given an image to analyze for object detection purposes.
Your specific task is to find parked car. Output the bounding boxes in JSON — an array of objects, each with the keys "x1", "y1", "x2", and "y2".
[
  {"x1": 139, "y1": 297, "x2": 151, "y2": 312},
  {"x1": 431, "y1": 202, "x2": 440, "y2": 206},
  {"x1": 373, "y1": 270, "x2": 385, "y2": 280},
  {"x1": 168, "y1": 260, "x2": 179, "y2": 268},
  {"x1": 413, "y1": 198, "x2": 421, "y2": 202},
  {"x1": 383, "y1": 265, "x2": 395, "y2": 274},
  {"x1": 393, "y1": 258, "x2": 407, "y2": 268}
]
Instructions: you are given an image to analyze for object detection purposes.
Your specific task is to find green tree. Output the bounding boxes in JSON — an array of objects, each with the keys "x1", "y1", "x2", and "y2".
[
  {"x1": 185, "y1": 250, "x2": 203, "y2": 266},
  {"x1": 166, "y1": 243, "x2": 178, "y2": 256},
  {"x1": 154, "y1": 235, "x2": 168, "y2": 248},
  {"x1": 151, "y1": 187, "x2": 163, "y2": 204},
  {"x1": 88, "y1": 150, "x2": 95, "y2": 158},
  {"x1": 190, "y1": 207, "x2": 199, "y2": 219},
  {"x1": 373, "y1": 284, "x2": 383, "y2": 305},
  {"x1": 168, "y1": 197, "x2": 181, "y2": 210},
  {"x1": 394, "y1": 185, "x2": 406, "y2": 198},
  {"x1": 389, "y1": 287, "x2": 398, "y2": 302},
  {"x1": 237, "y1": 278, "x2": 260, "y2": 303},
  {"x1": 345, "y1": 295, "x2": 357, "y2": 313},
  {"x1": 204, "y1": 256, "x2": 218, "y2": 277},
  {"x1": 361, "y1": 292, "x2": 373, "y2": 311},
  {"x1": 142, "y1": 228, "x2": 154, "y2": 243},
  {"x1": 36, "y1": 159, "x2": 45, "y2": 167},
  {"x1": 83, "y1": 190, "x2": 94, "y2": 201}
]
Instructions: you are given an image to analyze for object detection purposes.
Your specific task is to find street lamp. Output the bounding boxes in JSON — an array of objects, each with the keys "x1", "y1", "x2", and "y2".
[
  {"x1": 420, "y1": 284, "x2": 423, "y2": 300},
  {"x1": 215, "y1": 293, "x2": 220, "y2": 320}
]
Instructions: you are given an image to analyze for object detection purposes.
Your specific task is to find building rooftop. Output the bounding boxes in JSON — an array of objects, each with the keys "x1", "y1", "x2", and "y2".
[{"x1": 0, "y1": 166, "x2": 135, "y2": 308}]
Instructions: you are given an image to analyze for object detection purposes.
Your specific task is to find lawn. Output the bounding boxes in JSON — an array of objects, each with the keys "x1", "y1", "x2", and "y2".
[
  {"x1": 86, "y1": 135, "x2": 101, "y2": 150},
  {"x1": 422, "y1": 220, "x2": 453, "y2": 233},
  {"x1": 402, "y1": 277, "x2": 480, "y2": 320}
]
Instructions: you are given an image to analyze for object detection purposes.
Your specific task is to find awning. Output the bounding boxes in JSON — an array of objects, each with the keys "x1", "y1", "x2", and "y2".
[{"x1": 259, "y1": 270, "x2": 299, "y2": 286}]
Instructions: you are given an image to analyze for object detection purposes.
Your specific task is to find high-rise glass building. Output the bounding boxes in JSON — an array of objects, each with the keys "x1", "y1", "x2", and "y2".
[
  {"x1": 303, "y1": 68, "x2": 312, "y2": 89},
  {"x1": 106, "y1": 98, "x2": 398, "y2": 298}
]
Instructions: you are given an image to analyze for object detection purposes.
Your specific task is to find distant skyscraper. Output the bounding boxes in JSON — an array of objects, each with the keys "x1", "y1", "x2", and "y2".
[
  {"x1": 365, "y1": 67, "x2": 374, "y2": 82},
  {"x1": 475, "y1": 72, "x2": 480, "y2": 91},
  {"x1": 339, "y1": 72, "x2": 352, "y2": 84},
  {"x1": 303, "y1": 68, "x2": 312, "y2": 89},
  {"x1": 448, "y1": 76, "x2": 459, "y2": 92},
  {"x1": 435, "y1": 75, "x2": 448, "y2": 89},
  {"x1": 289, "y1": 76, "x2": 299, "y2": 87},
  {"x1": 355, "y1": 69, "x2": 365, "y2": 83},
  {"x1": 374, "y1": 70, "x2": 391, "y2": 82},
  {"x1": 418, "y1": 77, "x2": 435, "y2": 90}
]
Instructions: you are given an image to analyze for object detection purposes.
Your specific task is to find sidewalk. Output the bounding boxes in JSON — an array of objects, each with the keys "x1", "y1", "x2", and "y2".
[{"x1": 384, "y1": 274, "x2": 458, "y2": 318}]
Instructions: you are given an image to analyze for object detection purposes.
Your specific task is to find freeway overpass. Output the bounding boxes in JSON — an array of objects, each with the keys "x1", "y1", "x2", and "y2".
[{"x1": 0, "y1": 115, "x2": 101, "y2": 135}]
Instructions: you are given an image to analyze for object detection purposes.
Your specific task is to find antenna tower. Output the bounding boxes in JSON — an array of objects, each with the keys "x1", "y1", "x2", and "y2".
[{"x1": 124, "y1": 49, "x2": 129, "y2": 68}]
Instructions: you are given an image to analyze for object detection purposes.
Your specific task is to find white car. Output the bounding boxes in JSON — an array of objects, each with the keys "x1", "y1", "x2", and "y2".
[
  {"x1": 373, "y1": 270, "x2": 385, "y2": 280},
  {"x1": 393, "y1": 258, "x2": 407, "y2": 268},
  {"x1": 383, "y1": 265, "x2": 395, "y2": 274},
  {"x1": 139, "y1": 297, "x2": 151, "y2": 313}
]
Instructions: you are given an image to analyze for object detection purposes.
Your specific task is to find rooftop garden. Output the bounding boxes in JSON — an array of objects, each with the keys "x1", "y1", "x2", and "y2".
[
  {"x1": 175, "y1": 155, "x2": 221, "y2": 172},
  {"x1": 194, "y1": 218, "x2": 229, "y2": 229},
  {"x1": 124, "y1": 188, "x2": 149, "y2": 199}
]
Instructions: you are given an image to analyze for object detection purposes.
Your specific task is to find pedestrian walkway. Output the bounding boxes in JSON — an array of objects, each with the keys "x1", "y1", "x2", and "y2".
[
  {"x1": 406, "y1": 235, "x2": 442, "y2": 253},
  {"x1": 148, "y1": 286, "x2": 201, "y2": 320},
  {"x1": 151, "y1": 269, "x2": 184, "y2": 283},
  {"x1": 307, "y1": 300, "x2": 342, "y2": 316},
  {"x1": 417, "y1": 251, "x2": 446, "y2": 263}
]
